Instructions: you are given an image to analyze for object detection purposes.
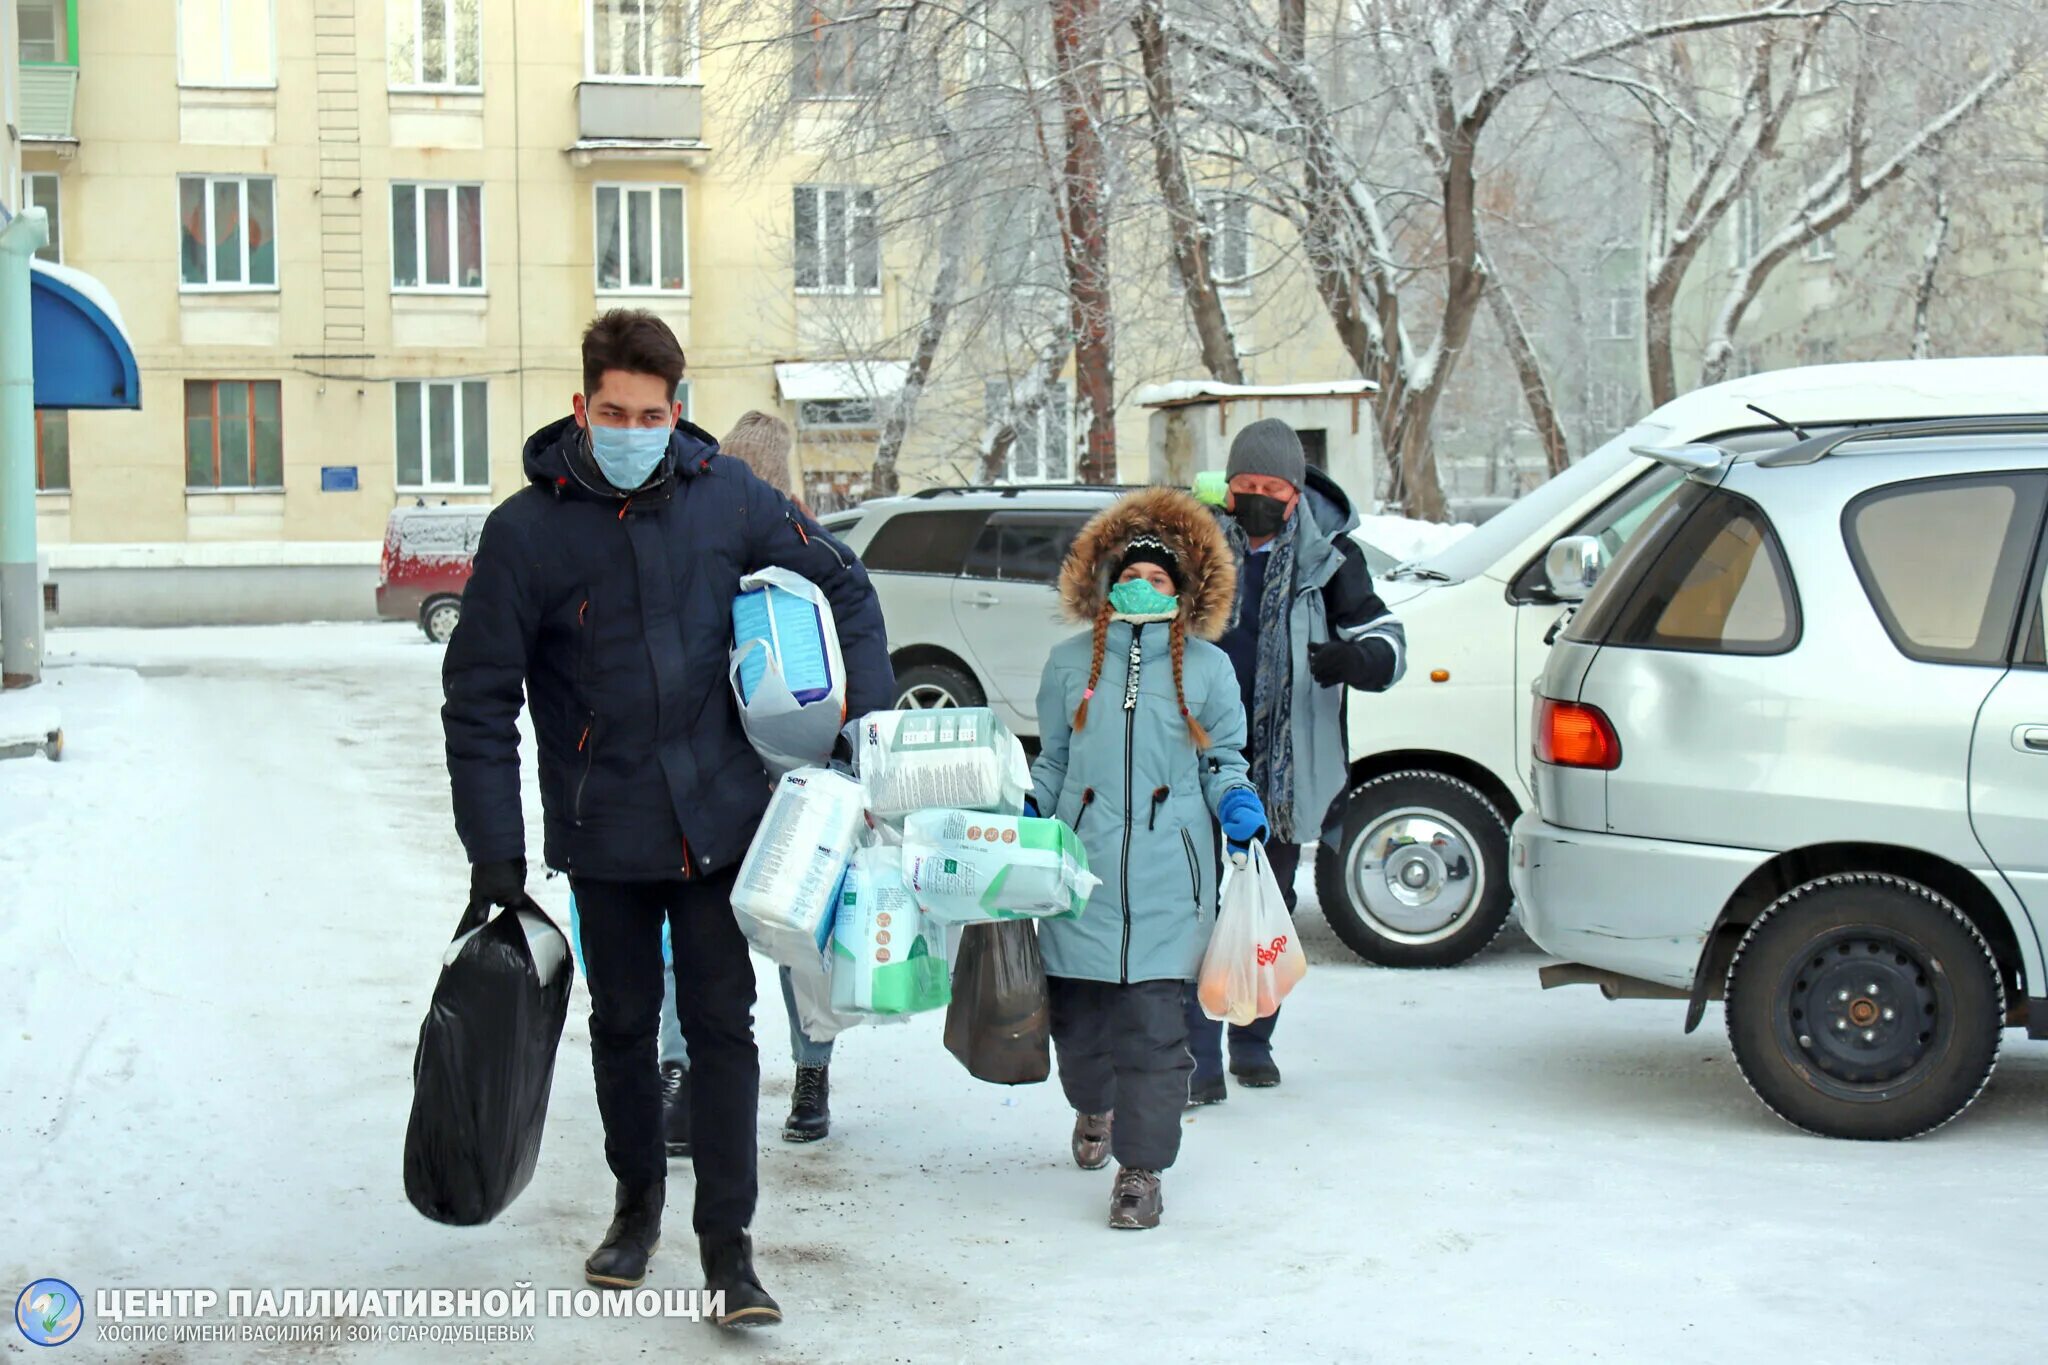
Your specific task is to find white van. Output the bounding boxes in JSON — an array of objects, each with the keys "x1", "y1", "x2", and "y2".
[{"x1": 1322, "y1": 357, "x2": 2048, "y2": 967}]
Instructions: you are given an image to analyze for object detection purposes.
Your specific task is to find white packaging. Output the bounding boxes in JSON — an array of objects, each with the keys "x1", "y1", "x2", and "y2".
[
  {"x1": 729, "y1": 567, "x2": 848, "y2": 778},
  {"x1": 830, "y1": 847, "x2": 952, "y2": 1015},
  {"x1": 900, "y1": 809, "x2": 1099, "y2": 925},
  {"x1": 852, "y1": 708, "x2": 1031, "y2": 819},
  {"x1": 731, "y1": 768, "x2": 865, "y2": 968}
]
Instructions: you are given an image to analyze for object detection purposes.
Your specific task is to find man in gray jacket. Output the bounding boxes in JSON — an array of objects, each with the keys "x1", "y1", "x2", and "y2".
[{"x1": 1189, "y1": 418, "x2": 1406, "y2": 1102}]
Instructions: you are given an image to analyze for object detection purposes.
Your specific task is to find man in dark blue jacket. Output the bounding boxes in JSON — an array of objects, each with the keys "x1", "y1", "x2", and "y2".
[{"x1": 442, "y1": 311, "x2": 893, "y2": 1329}]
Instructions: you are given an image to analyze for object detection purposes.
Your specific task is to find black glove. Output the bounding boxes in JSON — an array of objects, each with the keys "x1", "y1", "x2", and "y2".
[
  {"x1": 470, "y1": 857, "x2": 527, "y2": 909},
  {"x1": 1308, "y1": 637, "x2": 1397, "y2": 691}
]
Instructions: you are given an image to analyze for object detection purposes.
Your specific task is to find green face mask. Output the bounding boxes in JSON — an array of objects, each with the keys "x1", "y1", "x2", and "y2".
[{"x1": 1109, "y1": 578, "x2": 1179, "y2": 617}]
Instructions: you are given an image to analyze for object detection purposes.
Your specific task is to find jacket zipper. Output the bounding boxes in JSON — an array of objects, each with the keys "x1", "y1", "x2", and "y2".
[
  {"x1": 1180, "y1": 829, "x2": 1201, "y2": 916},
  {"x1": 1119, "y1": 625, "x2": 1142, "y2": 984},
  {"x1": 573, "y1": 715, "x2": 595, "y2": 822},
  {"x1": 792, "y1": 509, "x2": 850, "y2": 569}
]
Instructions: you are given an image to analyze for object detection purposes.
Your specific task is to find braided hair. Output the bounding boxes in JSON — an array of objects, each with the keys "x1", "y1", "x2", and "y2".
[
  {"x1": 1072, "y1": 603, "x2": 1113, "y2": 732},
  {"x1": 1169, "y1": 613, "x2": 1211, "y2": 749}
]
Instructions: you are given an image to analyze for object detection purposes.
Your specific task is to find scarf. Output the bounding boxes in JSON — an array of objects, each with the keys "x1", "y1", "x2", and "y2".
[{"x1": 1248, "y1": 513, "x2": 1300, "y2": 841}]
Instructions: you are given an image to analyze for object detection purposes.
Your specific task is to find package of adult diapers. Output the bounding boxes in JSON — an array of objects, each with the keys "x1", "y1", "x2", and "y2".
[
  {"x1": 731, "y1": 768, "x2": 865, "y2": 968},
  {"x1": 729, "y1": 568, "x2": 847, "y2": 778},
  {"x1": 829, "y1": 847, "x2": 951, "y2": 1016},
  {"x1": 900, "y1": 809, "x2": 1098, "y2": 925},
  {"x1": 852, "y1": 708, "x2": 1031, "y2": 819}
]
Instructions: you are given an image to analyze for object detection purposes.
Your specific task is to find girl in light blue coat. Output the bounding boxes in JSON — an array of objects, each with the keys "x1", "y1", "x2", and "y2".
[{"x1": 1029, "y1": 487, "x2": 1268, "y2": 1230}]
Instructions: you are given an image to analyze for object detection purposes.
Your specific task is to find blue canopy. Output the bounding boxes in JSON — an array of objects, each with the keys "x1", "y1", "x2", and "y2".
[{"x1": 30, "y1": 258, "x2": 141, "y2": 410}]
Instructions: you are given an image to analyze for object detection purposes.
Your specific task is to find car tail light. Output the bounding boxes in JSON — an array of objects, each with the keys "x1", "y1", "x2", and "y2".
[{"x1": 1536, "y1": 698, "x2": 1621, "y2": 770}]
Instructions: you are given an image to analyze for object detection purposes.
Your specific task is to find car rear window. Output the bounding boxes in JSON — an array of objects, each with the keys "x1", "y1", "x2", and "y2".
[
  {"x1": 1566, "y1": 482, "x2": 1799, "y2": 655},
  {"x1": 1843, "y1": 473, "x2": 2047, "y2": 666},
  {"x1": 963, "y1": 513, "x2": 1092, "y2": 584},
  {"x1": 859, "y1": 509, "x2": 990, "y2": 575}
]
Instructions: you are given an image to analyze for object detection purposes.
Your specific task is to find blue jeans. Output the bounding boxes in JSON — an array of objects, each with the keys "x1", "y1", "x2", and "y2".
[
  {"x1": 663, "y1": 964, "x2": 833, "y2": 1069},
  {"x1": 1185, "y1": 841, "x2": 1299, "y2": 1079}
]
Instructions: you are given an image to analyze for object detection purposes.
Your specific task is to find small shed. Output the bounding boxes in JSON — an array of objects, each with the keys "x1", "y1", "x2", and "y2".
[{"x1": 1134, "y1": 380, "x2": 1380, "y2": 506}]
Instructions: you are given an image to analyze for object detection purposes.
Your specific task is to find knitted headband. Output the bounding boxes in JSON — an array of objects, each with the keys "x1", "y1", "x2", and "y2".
[{"x1": 1113, "y1": 534, "x2": 1182, "y2": 590}]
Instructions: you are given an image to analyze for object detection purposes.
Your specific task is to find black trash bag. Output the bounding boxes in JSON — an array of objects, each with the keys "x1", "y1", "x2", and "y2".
[
  {"x1": 404, "y1": 896, "x2": 574, "y2": 1225},
  {"x1": 944, "y1": 920, "x2": 1050, "y2": 1085}
]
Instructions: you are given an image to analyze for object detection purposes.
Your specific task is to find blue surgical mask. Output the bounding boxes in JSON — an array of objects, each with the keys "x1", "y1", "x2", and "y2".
[
  {"x1": 1109, "y1": 578, "x2": 1179, "y2": 618},
  {"x1": 586, "y1": 422, "x2": 672, "y2": 492}
]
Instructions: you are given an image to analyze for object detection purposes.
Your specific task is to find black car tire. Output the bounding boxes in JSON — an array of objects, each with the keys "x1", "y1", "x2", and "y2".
[
  {"x1": 892, "y1": 661, "x2": 984, "y2": 711},
  {"x1": 1314, "y1": 771, "x2": 1514, "y2": 968},
  {"x1": 1724, "y1": 873, "x2": 2003, "y2": 1140}
]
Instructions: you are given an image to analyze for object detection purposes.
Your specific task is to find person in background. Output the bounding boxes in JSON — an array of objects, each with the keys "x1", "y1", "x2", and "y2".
[
  {"x1": 1030, "y1": 488, "x2": 1267, "y2": 1230},
  {"x1": 1188, "y1": 419, "x2": 1406, "y2": 1103},
  {"x1": 443, "y1": 312, "x2": 893, "y2": 1327}
]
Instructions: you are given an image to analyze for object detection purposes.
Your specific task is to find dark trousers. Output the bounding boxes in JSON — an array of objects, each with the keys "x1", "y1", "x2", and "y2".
[
  {"x1": 1048, "y1": 977, "x2": 1194, "y2": 1172},
  {"x1": 571, "y1": 869, "x2": 759, "y2": 1236},
  {"x1": 1185, "y1": 840, "x2": 1300, "y2": 1079}
]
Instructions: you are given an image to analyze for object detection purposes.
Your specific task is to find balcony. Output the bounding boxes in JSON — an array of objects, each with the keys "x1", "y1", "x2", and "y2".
[
  {"x1": 567, "y1": 81, "x2": 709, "y2": 166},
  {"x1": 19, "y1": 66, "x2": 79, "y2": 153}
]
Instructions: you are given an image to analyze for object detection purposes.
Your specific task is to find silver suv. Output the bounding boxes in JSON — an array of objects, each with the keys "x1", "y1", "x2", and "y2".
[
  {"x1": 823, "y1": 487, "x2": 1128, "y2": 737},
  {"x1": 1511, "y1": 416, "x2": 2048, "y2": 1139}
]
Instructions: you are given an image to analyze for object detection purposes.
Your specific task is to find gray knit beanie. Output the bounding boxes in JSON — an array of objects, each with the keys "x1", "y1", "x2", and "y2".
[{"x1": 1226, "y1": 417, "x2": 1307, "y2": 488}]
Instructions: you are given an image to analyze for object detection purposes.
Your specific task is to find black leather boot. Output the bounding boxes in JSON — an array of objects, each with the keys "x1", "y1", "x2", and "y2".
[
  {"x1": 781, "y1": 1064, "x2": 830, "y2": 1143},
  {"x1": 583, "y1": 1179, "x2": 663, "y2": 1289},
  {"x1": 661, "y1": 1062, "x2": 691, "y2": 1159},
  {"x1": 701, "y1": 1232, "x2": 782, "y2": 1329}
]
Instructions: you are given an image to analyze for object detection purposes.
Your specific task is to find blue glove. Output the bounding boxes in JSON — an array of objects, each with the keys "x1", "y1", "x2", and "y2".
[
  {"x1": 1022, "y1": 797, "x2": 1040, "y2": 818},
  {"x1": 1218, "y1": 788, "x2": 1268, "y2": 854}
]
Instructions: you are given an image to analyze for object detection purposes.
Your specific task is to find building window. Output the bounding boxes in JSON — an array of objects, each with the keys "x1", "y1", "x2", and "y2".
[
  {"x1": 392, "y1": 183, "x2": 485, "y2": 292},
  {"x1": 179, "y1": 175, "x2": 277, "y2": 290},
  {"x1": 1732, "y1": 186, "x2": 1763, "y2": 267},
  {"x1": 35, "y1": 410, "x2": 69, "y2": 492},
  {"x1": 1803, "y1": 228, "x2": 1837, "y2": 263},
  {"x1": 589, "y1": 0, "x2": 696, "y2": 82},
  {"x1": 792, "y1": 1, "x2": 880, "y2": 100},
  {"x1": 21, "y1": 174, "x2": 59, "y2": 263},
  {"x1": 19, "y1": 0, "x2": 68, "y2": 63},
  {"x1": 797, "y1": 397, "x2": 877, "y2": 429},
  {"x1": 986, "y1": 379, "x2": 1070, "y2": 483},
  {"x1": 185, "y1": 380, "x2": 283, "y2": 490},
  {"x1": 1198, "y1": 193, "x2": 1252, "y2": 294},
  {"x1": 595, "y1": 184, "x2": 688, "y2": 293},
  {"x1": 177, "y1": 0, "x2": 276, "y2": 87},
  {"x1": 396, "y1": 379, "x2": 490, "y2": 491},
  {"x1": 1606, "y1": 292, "x2": 1637, "y2": 340},
  {"x1": 390, "y1": 0, "x2": 482, "y2": 90},
  {"x1": 793, "y1": 185, "x2": 879, "y2": 293}
]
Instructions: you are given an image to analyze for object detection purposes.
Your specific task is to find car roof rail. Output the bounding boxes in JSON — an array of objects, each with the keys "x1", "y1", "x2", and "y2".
[
  {"x1": 1755, "y1": 414, "x2": 2048, "y2": 468},
  {"x1": 906, "y1": 483, "x2": 1135, "y2": 500}
]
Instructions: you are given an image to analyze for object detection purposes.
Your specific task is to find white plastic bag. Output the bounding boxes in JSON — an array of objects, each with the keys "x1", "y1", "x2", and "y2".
[
  {"x1": 730, "y1": 568, "x2": 847, "y2": 778},
  {"x1": 852, "y1": 709, "x2": 1031, "y2": 819},
  {"x1": 731, "y1": 768, "x2": 864, "y2": 968},
  {"x1": 1196, "y1": 842, "x2": 1307, "y2": 1025}
]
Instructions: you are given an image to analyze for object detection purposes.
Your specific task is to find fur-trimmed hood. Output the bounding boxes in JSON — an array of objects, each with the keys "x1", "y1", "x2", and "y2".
[{"x1": 1059, "y1": 486, "x2": 1238, "y2": 640}]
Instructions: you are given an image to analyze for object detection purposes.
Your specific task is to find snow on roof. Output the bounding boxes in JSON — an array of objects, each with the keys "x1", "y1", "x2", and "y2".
[
  {"x1": 30, "y1": 256, "x2": 137, "y2": 349},
  {"x1": 1133, "y1": 379, "x2": 1379, "y2": 408},
  {"x1": 773, "y1": 360, "x2": 912, "y2": 403}
]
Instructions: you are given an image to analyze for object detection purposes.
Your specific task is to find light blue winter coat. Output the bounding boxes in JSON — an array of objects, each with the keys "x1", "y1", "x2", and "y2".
[{"x1": 1030, "y1": 620, "x2": 1254, "y2": 984}]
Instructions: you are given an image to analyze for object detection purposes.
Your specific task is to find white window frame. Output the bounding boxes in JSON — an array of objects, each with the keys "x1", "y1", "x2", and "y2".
[
  {"x1": 989, "y1": 380, "x2": 1072, "y2": 484},
  {"x1": 176, "y1": 0, "x2": 279, "y2": 90},
  {"x1": 1606, "y1": 292, "x2": 1636, "y2": 340},
  {"x1": 390, "y1": 181, "x2": 487, "y2": 294},
  {"x1": 388, "y1": 0, "x2": 484, "y2": 92},
  {"x1": 178, "y1": 174, "x2": 279, "y2": 293},
  {"x1": 395, "y1": 378, "x2": 492, "y2": 493},
  {"x1": 1732, "y1": 186, "x2": 1763, "y2": 268},
  {"x1": 22, "y1": 174, "x2": 60, "y2": 263},
  {"x1": 1803, "y1": 227, "x2": 1838, "y2": 263},
  {"x1": 585, "y1": 0, "x2": 700, "y2": 85},
  {"x1": 793, "y1": 184, "x2": 881, "y2": 295},
  {"x1": 1198, "y1": 193, "x2": 1253, "y2": 296},
  {"x1": 593, "y1": 183, "x2": 691, "y2": 295}
]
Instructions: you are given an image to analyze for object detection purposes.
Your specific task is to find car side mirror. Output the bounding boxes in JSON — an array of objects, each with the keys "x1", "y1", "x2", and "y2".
[{"x1": 1544, "y1": 535, "x2": 1606, "y2": 603}]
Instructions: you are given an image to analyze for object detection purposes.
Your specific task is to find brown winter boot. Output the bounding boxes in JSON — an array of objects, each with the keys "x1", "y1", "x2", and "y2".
[
  {"x1": 1108, "y1": 1167, "x2": 1162, "y2": 1230},
  {"x1": 1070, "y1": 1111, "x2": 1113, "y2": 1171}
]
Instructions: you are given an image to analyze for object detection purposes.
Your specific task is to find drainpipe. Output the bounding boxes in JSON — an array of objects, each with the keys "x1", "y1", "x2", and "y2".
[{"x1": 1, "y1": 207, "x2": 50, "y2": 690}]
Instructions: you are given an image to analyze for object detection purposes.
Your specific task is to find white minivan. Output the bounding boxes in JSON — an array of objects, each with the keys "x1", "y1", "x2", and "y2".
[{"x1": 1322, "y1": 357, "x2": 2048, "y2": 967}]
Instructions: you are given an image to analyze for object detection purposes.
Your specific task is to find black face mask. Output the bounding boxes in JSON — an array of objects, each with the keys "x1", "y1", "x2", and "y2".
[{"x1": 1232, "y1": 492, "x2": 1290, "y2": 538}]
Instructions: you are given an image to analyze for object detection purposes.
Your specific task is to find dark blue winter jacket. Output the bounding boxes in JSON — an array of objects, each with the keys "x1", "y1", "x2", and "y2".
[{"x1": 442, "y1": 415, "x2": 894, "y2": 882}]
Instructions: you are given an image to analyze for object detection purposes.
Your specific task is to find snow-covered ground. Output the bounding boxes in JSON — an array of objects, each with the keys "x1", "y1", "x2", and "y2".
[{"x1": 6, "y1": 623, "x2": 2048, "y2": 1362}]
